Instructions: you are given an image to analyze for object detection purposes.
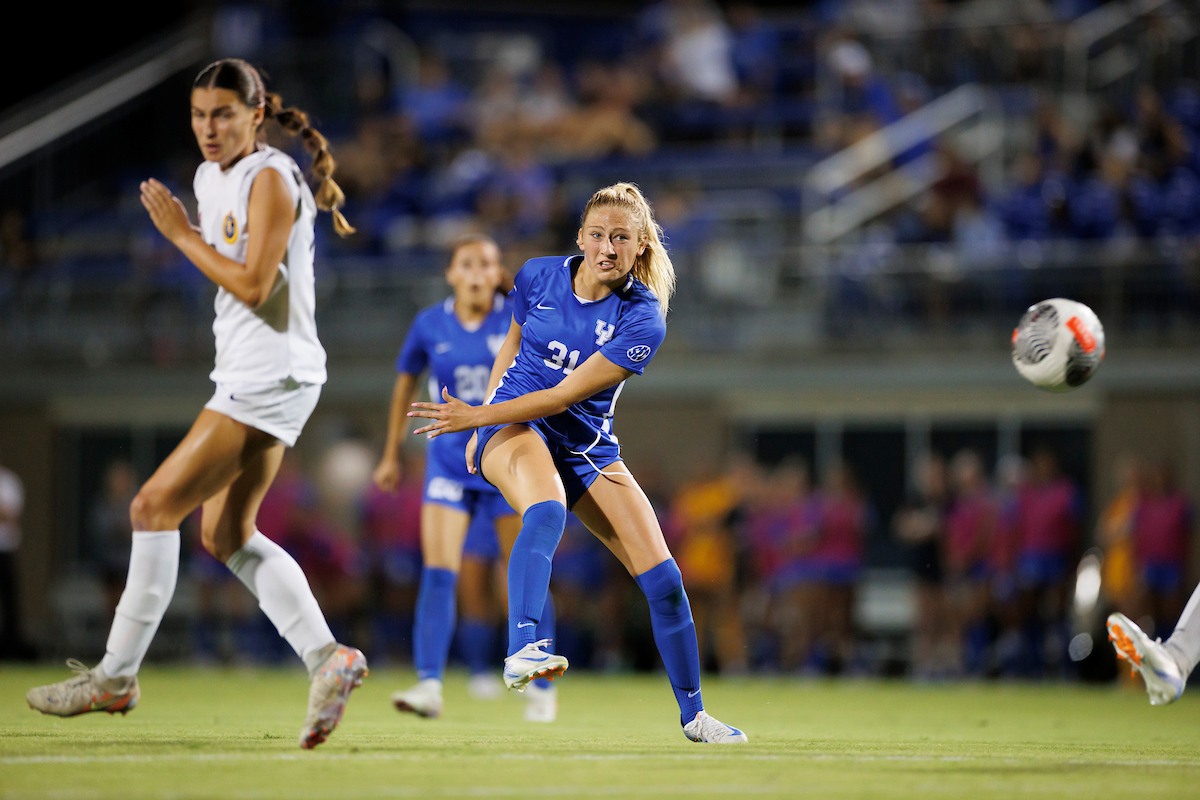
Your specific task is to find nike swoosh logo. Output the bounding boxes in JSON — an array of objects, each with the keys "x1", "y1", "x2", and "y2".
[
  {"x1": 229, "y1": 394, "x2": 248, "y2": 403},
  {"x1": 435, "y1": 342, "x2": 452, "y2": 353},
  {"x1": 525, "y1": 656, "x2": 549, "y2": 662},
  {"x1": 687, "y1": 689, "x2": 700, "y2": 697},
  {"x1": 517, "y1": 622, "x2": 535, "y2": 628},
  {"x1": 536, "y1": 304, "x2": 554, "y2": 310}
]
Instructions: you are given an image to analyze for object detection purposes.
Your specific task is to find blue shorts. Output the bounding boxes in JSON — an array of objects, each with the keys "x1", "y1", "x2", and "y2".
[
  {"x1": 1017, "y1": 552, "x2": 1069, "y2": 588},
  {"x1": 1144, "y1": 562, "x2": 1184, "y2": 594},
  {"x1": 473, "y1": 419, "x2": 621, "y2": 509},
  {"x1": 424, "y1": 440, "x2": 515, "y2": 519},
  {"x1": 460, "y1": 492, "x2": 517, "y2": 560}
]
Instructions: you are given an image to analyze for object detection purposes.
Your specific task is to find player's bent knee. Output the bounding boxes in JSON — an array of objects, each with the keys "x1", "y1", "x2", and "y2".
[{"x1": 129, "y1": 488, "x2": 175, "y2": 531}]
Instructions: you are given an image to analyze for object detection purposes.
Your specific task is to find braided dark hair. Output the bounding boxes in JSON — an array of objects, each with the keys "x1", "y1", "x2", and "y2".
[{"x1": 193, "y1": 59, "x2": 355, "y2": 237}]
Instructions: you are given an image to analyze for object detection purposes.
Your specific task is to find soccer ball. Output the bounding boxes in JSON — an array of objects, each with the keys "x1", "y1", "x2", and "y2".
[{"x1": 1012, "y1": 298, "x2": 1105, "y2": 392}]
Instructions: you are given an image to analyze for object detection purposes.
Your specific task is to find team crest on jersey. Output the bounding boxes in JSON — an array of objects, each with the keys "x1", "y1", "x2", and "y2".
[
  {"x1": 595, "y1": 320, "x2": 615, "y2": 346},
  {"x1": 627, "y1": 345, "x2": 651, "y2": 363},
  {"x1": 222, "y1": 211, "x2": 238, "y2": 244}
]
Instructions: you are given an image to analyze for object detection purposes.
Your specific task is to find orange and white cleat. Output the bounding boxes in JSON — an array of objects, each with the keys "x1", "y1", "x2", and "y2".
[
  {"x1": 503, "y1": 639, "x2": 567, "y2": 692},
  {"x1": 1107, "y1": 613, "x2": 1185, "y2": 706},
  {"x1": 299, "y1": 644, "x2": 368, "y2": 749},
  {"x1": 26, "y1": 659, "x2": 140, "y2": 717}
]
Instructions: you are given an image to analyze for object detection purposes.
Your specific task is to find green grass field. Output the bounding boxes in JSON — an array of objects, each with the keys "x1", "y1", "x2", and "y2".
[{"x1": 2, "y1": 666, "x2": 1199, "y2": 799}]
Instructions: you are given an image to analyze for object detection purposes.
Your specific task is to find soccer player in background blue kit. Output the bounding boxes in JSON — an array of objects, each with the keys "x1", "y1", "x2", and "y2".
[
  {"x1": 374, "y1": 236, "x2": 558, "y2": 723},
  {"x1": 410, "y1": 184, "x2": 747, "y2": 743}
]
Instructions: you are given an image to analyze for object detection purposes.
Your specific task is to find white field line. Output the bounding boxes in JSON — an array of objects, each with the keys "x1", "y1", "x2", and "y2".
[{"x1": 2, "y1": 751, "x2": 1199, "y2": 768}]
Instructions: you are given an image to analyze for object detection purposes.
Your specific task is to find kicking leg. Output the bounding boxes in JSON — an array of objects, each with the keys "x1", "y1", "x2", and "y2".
[{"x1": 573, "y1": 461, "x2": 746, "y2": 743}]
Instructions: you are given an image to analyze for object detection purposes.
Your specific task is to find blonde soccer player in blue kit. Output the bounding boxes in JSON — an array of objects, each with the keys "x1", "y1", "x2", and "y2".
[{"x1": 409, "y1": 183, "x2": 746, "y2": 743}]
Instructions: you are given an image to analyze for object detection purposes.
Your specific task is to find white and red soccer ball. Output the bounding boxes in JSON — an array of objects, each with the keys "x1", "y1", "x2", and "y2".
[{"x1": 1012, "y1": 298, "x2": 1105, "y2": 392}]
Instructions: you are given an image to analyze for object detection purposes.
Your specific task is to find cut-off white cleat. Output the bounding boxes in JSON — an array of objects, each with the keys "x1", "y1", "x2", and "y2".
[{"x1": 1107, "y1": 613, "x2": 1185, "y2": 706}]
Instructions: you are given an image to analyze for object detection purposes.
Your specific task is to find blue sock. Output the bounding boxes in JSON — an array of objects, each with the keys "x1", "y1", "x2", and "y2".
[
  {"x1": 533, "y1": 590, "x2": 557, "y2": 689},
  {"x1": 636, "y1": 558, "x2": 703, "y2": 725},
  {"x1": 507, "y1": 500, "x2": 566, "y2": 656},
  {"x1": 458, "y1": 618, "x2": 496, "y2": 675},
  {"x1": 413, "y1": 567, "x2": 457, "y2": 681}
]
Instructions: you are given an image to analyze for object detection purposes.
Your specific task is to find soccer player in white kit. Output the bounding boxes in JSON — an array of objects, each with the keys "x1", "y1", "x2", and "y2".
[{"x1": 26, "y1": 59, "x2": 368, "y2": 750}]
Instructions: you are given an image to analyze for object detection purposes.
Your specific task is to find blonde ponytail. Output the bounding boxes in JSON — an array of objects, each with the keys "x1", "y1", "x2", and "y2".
[{"x1": 580, "y1": 182, "x2": 676, "y2": 315}]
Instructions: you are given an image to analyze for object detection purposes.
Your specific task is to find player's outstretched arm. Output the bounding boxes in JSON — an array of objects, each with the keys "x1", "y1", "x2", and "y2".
[
  {"x1": 139, "y1": 169, "x2": 291, "y2": 308},
  {"x1": 409, "y1": 350, "x2": 632, "y2": 439},
  {"x1": 373, "y1": 372, "x2": 420, "y2": 493}
]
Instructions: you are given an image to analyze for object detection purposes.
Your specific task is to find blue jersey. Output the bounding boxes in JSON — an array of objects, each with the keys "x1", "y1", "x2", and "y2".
[
  {"x1": 397, "y1": 294, "x2": 512, "y2": 490},
  {"x1": 490, "y1": 255, "x2": 667, "y2": 453}
]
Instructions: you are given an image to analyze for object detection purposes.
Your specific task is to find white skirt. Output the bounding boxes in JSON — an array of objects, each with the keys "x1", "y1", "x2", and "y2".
[{"x1": 203, "y1": 378, "x2": 321, "y2": 448}]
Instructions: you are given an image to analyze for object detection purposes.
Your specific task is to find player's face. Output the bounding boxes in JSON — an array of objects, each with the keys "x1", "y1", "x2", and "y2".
[
  {"x1": 577, "y1": 206, "x2": 646, "y2": 287},
  {"x1": 446, "y1": 241, "x2": 503, "y2": 307},
  {"x1": 190, "y1": 87, "x2": 264, "y2": 168}
]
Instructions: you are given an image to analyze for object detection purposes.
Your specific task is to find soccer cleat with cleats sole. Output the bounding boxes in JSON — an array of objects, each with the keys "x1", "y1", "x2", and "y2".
[
  {"x1": 503, "y1": 639, "x2": 567, "y2": 692},
  {"x1": 391, "y1": 678, "x2": 444, "y2": 718},
  {"x1": 1107, "y1": 612, "x2": 1185, "y2": 706},
  {"x1": 299, "y1": 645, "x2": 368, "y2": 749},
  {"x1": 26, "y1": 659, "x2": 139, "y2": 718},
  {"x1": 683, "y1": 711, "x2": 748, "y2": 743}
]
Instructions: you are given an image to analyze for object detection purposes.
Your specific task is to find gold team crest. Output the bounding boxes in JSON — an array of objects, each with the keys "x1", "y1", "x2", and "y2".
[{"x1": 222, "y1": 211, "x2": 238, "y2": 243}]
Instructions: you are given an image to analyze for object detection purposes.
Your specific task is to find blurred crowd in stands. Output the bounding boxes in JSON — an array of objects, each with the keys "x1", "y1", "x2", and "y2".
[
  {"x1": 4, "y1": 0, "x2": 1197, "y2": 302},
  {"x1": 60, "y1": 436, "x2": 1192, "y2": 680}
]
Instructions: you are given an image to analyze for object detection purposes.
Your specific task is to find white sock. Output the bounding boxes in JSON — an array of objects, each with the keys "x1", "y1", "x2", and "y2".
[
  {"x1": 1165, "y1": 581, "x2": 1200, "y2": 678},
  {"x1": 98, "y1": 531, "x2": 180, "y2": 679},
  {"x1": 225, "y1": 531, "x2": 336, "y2": 674}
]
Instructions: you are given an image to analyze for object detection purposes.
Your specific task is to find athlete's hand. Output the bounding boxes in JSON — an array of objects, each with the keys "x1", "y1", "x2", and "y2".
[
  {"x1": 409, "y1": 387, "x2": 479, "y2": 439},
  {"x1": 372, "y1": 455, "x2": 403, "y2": 493},
  {"x1": 140, "y1": 179, "x2": 195, "y2": 245},
  {"x1": 465, "y1": 431, "x2": 479, "y2": 474}
]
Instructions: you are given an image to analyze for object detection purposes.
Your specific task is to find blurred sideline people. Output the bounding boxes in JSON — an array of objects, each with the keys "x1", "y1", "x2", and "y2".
[
  {"x1": 89, "y1": 461, "x2": 138, "y2": 618},
  {"x1": 945, "y1": 451, "x2": 997, "y2": 676},
  {"x1": 0, "y1": 454, "x2": 33, "y2": 659},
  {"x1": 1132, "y1": 460, "x2": 1191, "y2": 637},
  {"x1": 1013, "y1": 449, "x2": 1081, "y2": 676},
  {"x1": 893, "y1": 454, "x2": 951, "y2": 679},
  {"x1": 668, "y1": 458, "x2": 748, "y2": 674}
]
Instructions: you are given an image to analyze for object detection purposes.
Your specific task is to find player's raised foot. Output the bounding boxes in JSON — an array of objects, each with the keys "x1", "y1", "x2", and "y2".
[
  {"x1": 467, "y1": 672, "x2": 504, "y2": 701},
  {"x1": 1107, "y1": 612, "x2": 1185, "y2": 706},
  {"x1": 524, "y1": 683, "x2": 557, "y2": 723},
  {"x1": 299, "y1": 645, "x2": 368, "y2": 749},
  {"x1": 683, "y1": 711, "x2": 748, "y2": 744},
  {"x1": 392, "y1": 678, "x2": 444, "y2": 718},
  {"x1": 503, "y1": 639, "x2": 567, "y2": 692},
  {"x1": 26, "y1": 659, "x2": 139, "y2": 717}
]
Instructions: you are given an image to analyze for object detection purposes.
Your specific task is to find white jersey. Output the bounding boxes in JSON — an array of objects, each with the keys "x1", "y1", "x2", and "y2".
[{"x1": 194, "y1": 144, "x2": 327, "y2": 386}]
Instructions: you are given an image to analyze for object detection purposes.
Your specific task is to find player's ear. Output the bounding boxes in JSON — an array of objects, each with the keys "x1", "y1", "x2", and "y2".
[{"x1": 576, "y1": 228, "x2": 585, "y2": 252}]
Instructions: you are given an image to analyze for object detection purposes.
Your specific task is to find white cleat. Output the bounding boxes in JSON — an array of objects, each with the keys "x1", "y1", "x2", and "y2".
[
  {"x1": 524, "y1": 682, "x2": 557, "y2": 722},
  {"x1": 1107, "y1": 612, "x2": 1186, "y2": 706},
  {"x1": 391, "y1": 678, "x2": 444, "y2": 718},
  {"x1": 26, "y1": 660, "x2": 139, "y2": 718},
  {"x1": 683, "y1": 711, "x2": 748, "y2": 743},
  {"x1": 503, "y1": 639, "x2": 567, "y2": 692},
  {"x1": 467, "y1": 672, "x2": 505, "y2": 701}
]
